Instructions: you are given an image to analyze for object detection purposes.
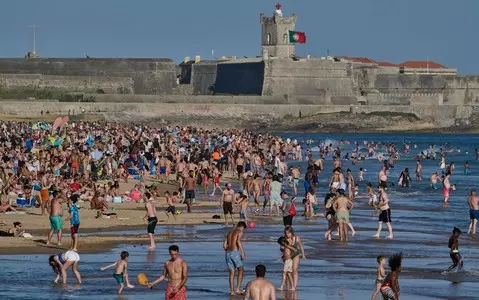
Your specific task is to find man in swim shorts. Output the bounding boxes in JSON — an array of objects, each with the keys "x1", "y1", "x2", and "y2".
[
  {"x1": 468, "y1": 189, "x2": 479, "y2": 234},
  {"x1": 143, "y1": 192, "x2": 158, "y2": 250},
  {"x1": 47, "y1": 191, "x2": 64, "y2": 246},
  {"x1": 244, "y1": 265, "x2": 276, "y2": 300},
  {"x1": 221, "y1": 183, "x2": 236, "y2": 227},
  {"x1": 148, "y1": 245, "x2": 188, "y2": 300},
  {"x1": 223, "y1": 221, "x2": 247, "y2": 296}
]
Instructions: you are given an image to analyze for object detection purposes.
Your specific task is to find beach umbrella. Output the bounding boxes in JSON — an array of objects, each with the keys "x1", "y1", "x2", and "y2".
[
  {"x1": 60, "y1": 116, "x2": 69, "y2": 128},
  {"x1": 52, "y1": 117, "x2": 62, "y2": 131}
]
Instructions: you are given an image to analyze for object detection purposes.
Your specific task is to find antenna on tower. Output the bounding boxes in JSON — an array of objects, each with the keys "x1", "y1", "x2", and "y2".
[{"x1": 212, "y1": 49, "x2": 215, "y2": 60}]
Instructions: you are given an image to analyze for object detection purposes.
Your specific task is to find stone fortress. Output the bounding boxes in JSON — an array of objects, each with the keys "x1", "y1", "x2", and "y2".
[{"x1": 1, "y1": 4, "x2": 479, "y2": 130}]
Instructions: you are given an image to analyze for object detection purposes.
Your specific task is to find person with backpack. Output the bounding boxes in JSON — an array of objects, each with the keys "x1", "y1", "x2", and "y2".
[{"x1": 281, "y1": 191, "x2": 296, "y2": 227}]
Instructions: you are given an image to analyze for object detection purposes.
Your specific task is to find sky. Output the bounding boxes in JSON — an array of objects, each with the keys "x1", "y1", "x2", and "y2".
[{"x1": 0, "y1": 0, "x2": 477, "y2": 74}]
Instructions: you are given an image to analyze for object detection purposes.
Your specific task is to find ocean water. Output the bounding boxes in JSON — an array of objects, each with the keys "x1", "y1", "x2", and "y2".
[{"x1": 2, "y1": 133, "x2": 479, "y2": 300}]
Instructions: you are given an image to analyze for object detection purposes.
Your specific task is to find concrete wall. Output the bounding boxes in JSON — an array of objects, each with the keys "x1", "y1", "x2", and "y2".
[
  {"x1": 0, "y1": 58, "x2": 177, "y2": 94},
  {"x1": 0, "y1": 73, "x2": 134, "y2": 94},
  {"x1": 262, "y1": 59, "x2": 354, "y2": 96}
]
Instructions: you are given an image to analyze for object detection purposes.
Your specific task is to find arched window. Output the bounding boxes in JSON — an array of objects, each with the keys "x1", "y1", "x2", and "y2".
[
  {"x1": 283, "y1": 33, "x2": 288, "y2": 43},
  {"x1": 267, "y1": 33, "x2": 271, "y2": 45}
]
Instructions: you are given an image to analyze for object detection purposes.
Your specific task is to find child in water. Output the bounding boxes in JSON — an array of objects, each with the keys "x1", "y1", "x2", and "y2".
[
  {"x1": 277, "y1": 236, "x2": 293, "y2": 291},
  {"x1": 371, "y1": 256, "x2": 386, "y2": 300},
  {"x1": 380, "y1": 252, "x2": 402, "y2": 300},
  {"x1": 100, "y1": 251, "x2": 135, "y2": 294},
  {"x1": 358, "y1": 168, "x2": 364, "y2": 182},
  {"x1": 443, "y1": 227, "x2": 464, "y2": 274}
]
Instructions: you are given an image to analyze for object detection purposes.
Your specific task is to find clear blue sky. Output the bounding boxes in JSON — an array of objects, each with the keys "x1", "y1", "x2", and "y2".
[{"x1": 0, "y1": 0, "x2": 477, "y2": 74}]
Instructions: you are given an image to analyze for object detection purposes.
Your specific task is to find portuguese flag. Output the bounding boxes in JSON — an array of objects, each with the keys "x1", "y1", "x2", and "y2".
[{"x1": 289, "y1": 31, "x2": 306, "y2": 44}]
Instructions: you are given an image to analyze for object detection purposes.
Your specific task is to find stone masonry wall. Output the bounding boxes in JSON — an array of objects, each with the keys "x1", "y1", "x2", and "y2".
[
  {"x1": 0, "y1": 74, "x2": 134, "y2": 94},
  {"x1": 0, "y1": 58, "x2": 178, "y2": 94}
]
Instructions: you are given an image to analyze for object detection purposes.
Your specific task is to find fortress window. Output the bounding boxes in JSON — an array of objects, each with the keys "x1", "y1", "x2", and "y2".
[
  {"x1": 267, "y1": 33, "x2": 271, "y2": 45},
  {"x1": 283, "y1": 33, "x2": 288, "y2": 43}
]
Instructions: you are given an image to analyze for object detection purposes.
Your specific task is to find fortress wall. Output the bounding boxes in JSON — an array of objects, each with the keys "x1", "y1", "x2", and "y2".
[
  {"x1": 0, "y1": 101, "x2": 425, "y2": 119},
  {"x1": 0, "y1": 58, "x2": 177, "y2": 94},
  {"x1": 263, "y1": 59, "x2": 353, "y2": 96},
  {"x1": 76, "y1": 94, "x2": 291, "y2": 104},
  {"x1": 374, "y1": 74, "x2": 451, "y2": 93},
  {"x1": 445, "y1": 76, "x2": 479, "y2": 104},
  {"x1": 0, "y1": 74, "x2": 134, "y2": 94},
  {"x1": 214, "y1": 62, "x2": 264, "y2": 95},
  {"x1": 191, "y1": 63, "x2": 217, "y2": 95}
]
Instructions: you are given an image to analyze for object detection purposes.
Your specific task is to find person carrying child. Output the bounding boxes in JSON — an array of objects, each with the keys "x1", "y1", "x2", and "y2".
[{"x1": 100, "y1": 251, "x2": 135, "y2": 294}]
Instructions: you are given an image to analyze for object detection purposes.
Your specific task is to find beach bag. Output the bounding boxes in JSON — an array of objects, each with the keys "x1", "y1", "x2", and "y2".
[{"x1": 288, "y1": 203, "x2": 297, "y2": 217}]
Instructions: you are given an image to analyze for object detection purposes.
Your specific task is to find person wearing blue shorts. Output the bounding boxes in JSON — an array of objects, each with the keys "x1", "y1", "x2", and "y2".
[{"x1": 223, "y1": 221, "x2": 247, "y2": 296}]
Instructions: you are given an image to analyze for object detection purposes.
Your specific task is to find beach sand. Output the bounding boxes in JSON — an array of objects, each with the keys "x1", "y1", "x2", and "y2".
[{"x1": 0, "y1": 177, "x2": 243, "y2": 255}]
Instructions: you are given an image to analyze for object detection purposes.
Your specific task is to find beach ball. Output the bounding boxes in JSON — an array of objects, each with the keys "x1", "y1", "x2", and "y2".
[{"x1": 248, "y1": 222, "x2": 256, "y2": 228}]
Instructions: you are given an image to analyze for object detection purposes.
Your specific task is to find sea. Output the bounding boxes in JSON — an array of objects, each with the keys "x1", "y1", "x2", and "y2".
[{"x1": 1, "y1": 133, "x2": 479, "y2": 300}]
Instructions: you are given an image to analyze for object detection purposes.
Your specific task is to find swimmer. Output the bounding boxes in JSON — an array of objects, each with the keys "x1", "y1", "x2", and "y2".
[
  {"x1": 415, "y1": 160, "x2": 422, "y2": 182},
  {"x1": 443, "y1": 227, "x2": 464, "y2": 274},
  {"x1": 100, "y1": 251, "x2": 135, "y2": 294},
  {"x1": 371, "y1": 256, "x2": 386, "y2": 300},
  {"x1": 373, "y1": 186, "x2": 393, "y2": 239}
]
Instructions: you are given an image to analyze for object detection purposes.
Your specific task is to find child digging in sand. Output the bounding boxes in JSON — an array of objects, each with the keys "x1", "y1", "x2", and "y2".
[
  {"x1": 277, "y1": 236, "x2": 294, "y2": 291},
  {"x1": 100, "y1": 251, "x2": 135, "y2": 294}
]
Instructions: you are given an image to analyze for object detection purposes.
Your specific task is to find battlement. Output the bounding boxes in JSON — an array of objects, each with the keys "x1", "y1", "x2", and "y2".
[
  {"x1": 378, "y1": 93, "x2": 443, "y2": 99},
  {"x1": 260, "y1": 13, "x2": 297, "y2": 25}
]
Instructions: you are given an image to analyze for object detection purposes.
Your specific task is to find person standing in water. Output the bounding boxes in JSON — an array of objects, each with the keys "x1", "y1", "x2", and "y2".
[
  {"x1": 143, "y1": 192, "x2": 158, "y2": 250},
  {"x1": 380, "y1": 253, "x2": 402, "y2": 300},
  {"x1": 224, "y1": 221, "x2": 247, "y2": 296},
  {"x1": 415, "y1": 160, "x2": 423, "y2": 182},
  {"x1": 373, "y1": 186, "x2": 393, "y2": 239},
  {"x1": 148, "y1": 245, "x2": 188, "y2": 300},
  {"x1": 443, "y1": 227, "x2": 464, "y2": 274},
  {"x1": 371, "y1": 255, "x2": 386, "y2": 300},
  {"x1": 244, "y1": 264, "x2": 276, "y2": 300},
  {"x1": 443, "y1": 171, "x2": 452, "y2": 204},
  {"x1": 468, "y1": 189, "x2": 479, "y2": 234}
]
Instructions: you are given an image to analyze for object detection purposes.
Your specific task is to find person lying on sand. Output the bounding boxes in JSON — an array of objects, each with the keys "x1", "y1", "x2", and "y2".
[{"x1": 0, "y1": 221, "x2": 25, "y2": 237}]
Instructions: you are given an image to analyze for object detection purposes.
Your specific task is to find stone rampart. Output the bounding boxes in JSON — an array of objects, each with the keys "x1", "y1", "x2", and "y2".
[
  {"x1": 0, "y1": 73, "x2": 134, "y2": 94},
  {"x1": 0, "y1": 58, "x2": 177, "y2": 94},
  {"x1": 262, "y1": 59, "x2": 353, "y2": 96}
]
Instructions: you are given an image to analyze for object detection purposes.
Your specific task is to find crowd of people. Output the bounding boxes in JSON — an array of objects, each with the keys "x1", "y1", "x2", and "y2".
[{"x1": 0, "y1": 120, "x2": 476, "y2": 299}]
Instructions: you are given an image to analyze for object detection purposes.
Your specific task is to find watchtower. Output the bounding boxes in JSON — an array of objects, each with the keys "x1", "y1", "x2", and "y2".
[{"x1": 260, "y1": 3, "x2": 297, "y2": 58}]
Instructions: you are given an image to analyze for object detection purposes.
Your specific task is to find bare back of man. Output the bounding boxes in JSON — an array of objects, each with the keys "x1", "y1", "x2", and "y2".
[
  {"x1": 224, "y1": 222, "x2": 247, "y2": 296},
  {"x1": 244, "y1": 265, "x2": 276, "y2": 300}
]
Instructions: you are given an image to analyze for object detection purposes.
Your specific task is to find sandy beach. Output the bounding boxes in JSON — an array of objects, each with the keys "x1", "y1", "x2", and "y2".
[{"x1": 0, "y1": 176, "x2": 243, "y2": 255}]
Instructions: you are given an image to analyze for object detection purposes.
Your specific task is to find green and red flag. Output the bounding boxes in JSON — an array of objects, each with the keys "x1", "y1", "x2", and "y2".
[{"x1": 289, "y1": 31, "x2": 306, "y2": 44}]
